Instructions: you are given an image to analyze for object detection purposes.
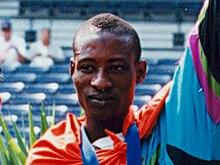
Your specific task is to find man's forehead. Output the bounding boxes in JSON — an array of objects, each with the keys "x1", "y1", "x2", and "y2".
[{"x1": 75, "y1": 30, "x2": 132, "y2": 48}]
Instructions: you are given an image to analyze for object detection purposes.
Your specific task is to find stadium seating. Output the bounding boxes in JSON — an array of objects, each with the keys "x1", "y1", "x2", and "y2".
[
  {"x1": 0, "y1": 5, "x2": 191, "y2": 141},
  {"x1": 1, "y1": 48, "x2": 180, "y2": 112}
]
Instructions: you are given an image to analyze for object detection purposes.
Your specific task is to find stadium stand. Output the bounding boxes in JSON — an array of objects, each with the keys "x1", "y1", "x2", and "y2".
[{"x1": 0, "y1": 0, "x2": 201, "y2": 141}]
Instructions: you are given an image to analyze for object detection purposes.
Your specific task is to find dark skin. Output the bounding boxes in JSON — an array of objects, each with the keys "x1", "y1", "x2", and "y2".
[{"x1": 70, "y1": 31, "x2": 147, "y2": 142}]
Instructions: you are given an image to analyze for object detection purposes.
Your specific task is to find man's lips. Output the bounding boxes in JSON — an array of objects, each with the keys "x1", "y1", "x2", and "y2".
[
  {"x1": 88, "y1": 94, "x2": 116, "y2": 101},
  {"x1": 87, "y1": 94, "x2": 116, "y2": 107}
]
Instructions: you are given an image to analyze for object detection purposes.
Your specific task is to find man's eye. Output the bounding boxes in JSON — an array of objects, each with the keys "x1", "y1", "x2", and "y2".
[
  {"x1": 109, "y1": 65, "x2": 128, "y2": 73},
  {"x1": 79, "y1": 65, "x2": 96, "y2": 73}
]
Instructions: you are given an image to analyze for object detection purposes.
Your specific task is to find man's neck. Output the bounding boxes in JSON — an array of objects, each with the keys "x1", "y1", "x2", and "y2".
[{"x1": 84, "y1": 116, "x2": 126, "y2": 143}]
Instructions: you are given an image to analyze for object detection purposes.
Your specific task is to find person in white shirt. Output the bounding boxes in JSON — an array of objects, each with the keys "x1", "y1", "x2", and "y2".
[
  {"x1": 27, "y1": 28, "x2": 65, "y2": 69},
  {"x1": 0, "y1": 19, "x2": 27, "y2": 70}
]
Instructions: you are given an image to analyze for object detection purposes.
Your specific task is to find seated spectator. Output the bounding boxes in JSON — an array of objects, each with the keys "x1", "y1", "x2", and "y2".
[
  {"x1": 27, "y1": 28, "x2": 65, "y2": 69},
  {"x1": 0, "y1": 19, "x2": 27, "y2": 70}
]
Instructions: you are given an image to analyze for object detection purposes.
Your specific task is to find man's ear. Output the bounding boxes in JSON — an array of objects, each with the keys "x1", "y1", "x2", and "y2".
[
  {"x1": 69, "y1": 57, "x2": 75, "y2": 76},
  {"x1": 136, "y1": 60, "x2": 147, "y2": 84}
]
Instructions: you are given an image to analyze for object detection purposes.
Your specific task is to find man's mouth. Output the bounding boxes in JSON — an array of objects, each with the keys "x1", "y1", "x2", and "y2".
[{"x1": 87, "y1": 94, "x2": 116, "y2": 107}]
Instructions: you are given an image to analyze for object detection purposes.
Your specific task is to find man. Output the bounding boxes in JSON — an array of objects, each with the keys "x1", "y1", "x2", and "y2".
[
  {"x1": 145, "y1": 0, "x2": 220, "y2": 164},
  {"x1": 0, "y1": 19, "x2": 27, "y2": 69},
  {"x1": 27, "y1": 28, "x2": 65, "y2": 69},
  {"x1": 26, "y1": 14, "x2": 170, "y2": 164}
]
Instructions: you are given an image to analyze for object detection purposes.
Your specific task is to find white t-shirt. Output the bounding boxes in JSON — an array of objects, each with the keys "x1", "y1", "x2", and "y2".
[
  {"x1": 92, "y1": 133, "x2": 124, "y2": 150},
  {"x1": 27, "y1": 41, "x2": 65, "y2": 69},
  {"x1": 0, "y1": 34, "x2": 27, "y2": 69}
]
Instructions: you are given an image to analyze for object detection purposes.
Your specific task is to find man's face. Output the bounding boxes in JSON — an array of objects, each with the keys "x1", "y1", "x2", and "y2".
[
  {"x1": 2, "y1": 29, "x2": 11, "y2": 41},
  {"x1": 71, "y1": 32, "x2": 146, "y2": 121},
  {"x1": 41, "y1": 30, "x2": 50, "y2": 46}
]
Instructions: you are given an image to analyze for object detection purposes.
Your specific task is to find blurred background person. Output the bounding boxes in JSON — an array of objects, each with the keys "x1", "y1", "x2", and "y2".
[
  {"x1": 27, "y1": 28, "x2": 65, "y2": 69},
  {"x1": 0, "y1": 19, "x2": 27, "y2": 70}
]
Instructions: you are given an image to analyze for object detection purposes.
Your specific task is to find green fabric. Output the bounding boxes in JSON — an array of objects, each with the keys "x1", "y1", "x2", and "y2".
[
  {"x1": 148, "y1": 144, "x2": 161, "y2": 165},
  {"x1": 199, "y1": 42, "x2": 220, "y2": 99}
]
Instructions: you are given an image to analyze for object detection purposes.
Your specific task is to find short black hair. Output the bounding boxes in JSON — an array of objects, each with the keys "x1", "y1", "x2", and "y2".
[{"x1": 73, "y1": 13, "x2": 141, "y2": 61}]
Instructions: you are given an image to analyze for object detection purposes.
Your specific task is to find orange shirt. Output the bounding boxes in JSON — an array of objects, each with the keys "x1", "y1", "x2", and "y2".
[{"x1": 26, "y1": 82, "x2": 171, "y2": 165}]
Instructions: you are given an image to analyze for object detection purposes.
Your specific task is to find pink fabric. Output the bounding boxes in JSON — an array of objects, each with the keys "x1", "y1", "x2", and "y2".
[{"x1": 190, "y1": 34, "x2": 220, "y2": 124}]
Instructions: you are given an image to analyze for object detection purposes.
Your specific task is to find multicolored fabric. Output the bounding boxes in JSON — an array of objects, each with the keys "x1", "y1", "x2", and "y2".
[
  {"x1": 192, "y1": 0, "x2": 220, "y2": 124},
  {"x1": 26, "y1": 83, "x2": 170, "y2": 165},
  {"x1": 144, "y1": 0, "x2": 220, "y2": 164}
]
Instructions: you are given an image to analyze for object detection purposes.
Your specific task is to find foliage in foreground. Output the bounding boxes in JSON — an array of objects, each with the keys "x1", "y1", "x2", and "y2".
[{"x1": 0, "y1": 103, "x2": 56, "y2": 165}]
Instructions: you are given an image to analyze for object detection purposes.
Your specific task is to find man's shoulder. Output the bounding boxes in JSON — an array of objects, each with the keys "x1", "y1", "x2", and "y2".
[
  {"x1": 26, "y1": 113, "x2": 83, "y2": 164},
  {"x1": 35, "y1": 113, "x2": 83, "y2": 143},
  {"x1": 11, "y1": 34, "x2": 25, "y2": 43},
  {"x1": 0, "y1": 36, "x2": 4, "y2": 42}
]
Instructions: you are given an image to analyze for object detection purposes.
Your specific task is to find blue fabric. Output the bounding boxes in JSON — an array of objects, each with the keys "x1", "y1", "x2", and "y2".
[
  {"x1": 125, "y1": 123, "x2": 142, "y2": 165},
  {"x1": 80, "y1": 125, "x2": 100, "y2": 165},
  {"x1": 141, "y1": 119, "x2": 162, "y2": 165},
  {"x1": 80, "y1": 123, "x2": 141, "y2": 165},
  {"x1": 158, "y1": 47, "x2": 220, "y2": 164}
]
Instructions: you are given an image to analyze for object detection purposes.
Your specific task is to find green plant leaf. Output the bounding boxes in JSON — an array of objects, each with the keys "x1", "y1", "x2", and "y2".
[
  {"x1": 28, "y1": 103, "x2": 36, "y2": 147},
  {"x1": 51, "y1": 102, "x2": 56, "y2": 127},
  {"x1": 0, "y1": 135, "x2": 9, "y2": 165},
  {"x1": 21, "y1": 111, "x2": 27, "y2": 149},
  {"x1": 7, "y1": 144, "x2": 22, "y2": 165},
  {"x1": 10, "y1": 115, "x2": 28, "y2": 156},
  {"x1": 0, "y1": 115, "x2": 26, "y2": 164},
  {"x1": 80, "y1": 108, "x2": 85, "y2": 117},
  {"x1": 40, "y1": 103, "x2": 49, "y2": 135}
]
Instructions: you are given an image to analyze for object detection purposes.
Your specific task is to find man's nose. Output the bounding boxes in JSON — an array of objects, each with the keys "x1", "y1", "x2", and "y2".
[{"x1": 91, "y1": 69, "x2": 113, "y2": 90}]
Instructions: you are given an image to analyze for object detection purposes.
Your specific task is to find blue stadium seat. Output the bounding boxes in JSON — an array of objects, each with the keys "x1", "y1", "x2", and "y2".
[
  {"x1": 49, "y1": 64, "x2": 69, "y2": 73},
  {"x1": 143, "y1": 74, "x2": 171, "y2": 85},
  {"x1": 3, "y1": 114, "x2": 18, "y2": 128},
  {"x1": 133, "y1": 95, "x2": 152, "y2": 108},
  {"x1": 57, "y1": 84, "x2": 75, "y2": 94},
  {"x1": 3, "y1": 73, "x2": 37, "y2": 83},
  {"x1": 66, "y1": 106, "x2": 82, "y2": 118},
  {"x1": 1, "y1": 64, "x2": 18, "y2": 73},
  {"x1": 135, "y1": 84, "x2": 161, "y2": 96},
  {"x1": 148, "y1": 64, "x2": 177, "y2": 76},
  {"x1": 9, "y1": 126, "x2": 41, "y2": 142},
  {"x1": 24, "y1": 83, "x2": 59, "y2": 94},
  {"x1": 0, "y1": 92, "x2": 11, "y2": 104},
  {"x1": 0, "y1": 82, "x2": 25, "y2": 94},
  {"x1": 45, "y1": 93, "x2": 79, "y2": 106},
  {"x1": 158, "y1": 58, "x2": 180, "y2": 65},
  {"x1": 1, "y1": 104, "x2": 29, "y2": 116},
  {"x1": 10, "y1": 93, "x2": 46, "y2": 105},
  {"x1": 16, "y1": 64, "x2": 49, "y2": 73},
  {"x1": 36, "y1": 73, "x2": 71, "y2": 84}
]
